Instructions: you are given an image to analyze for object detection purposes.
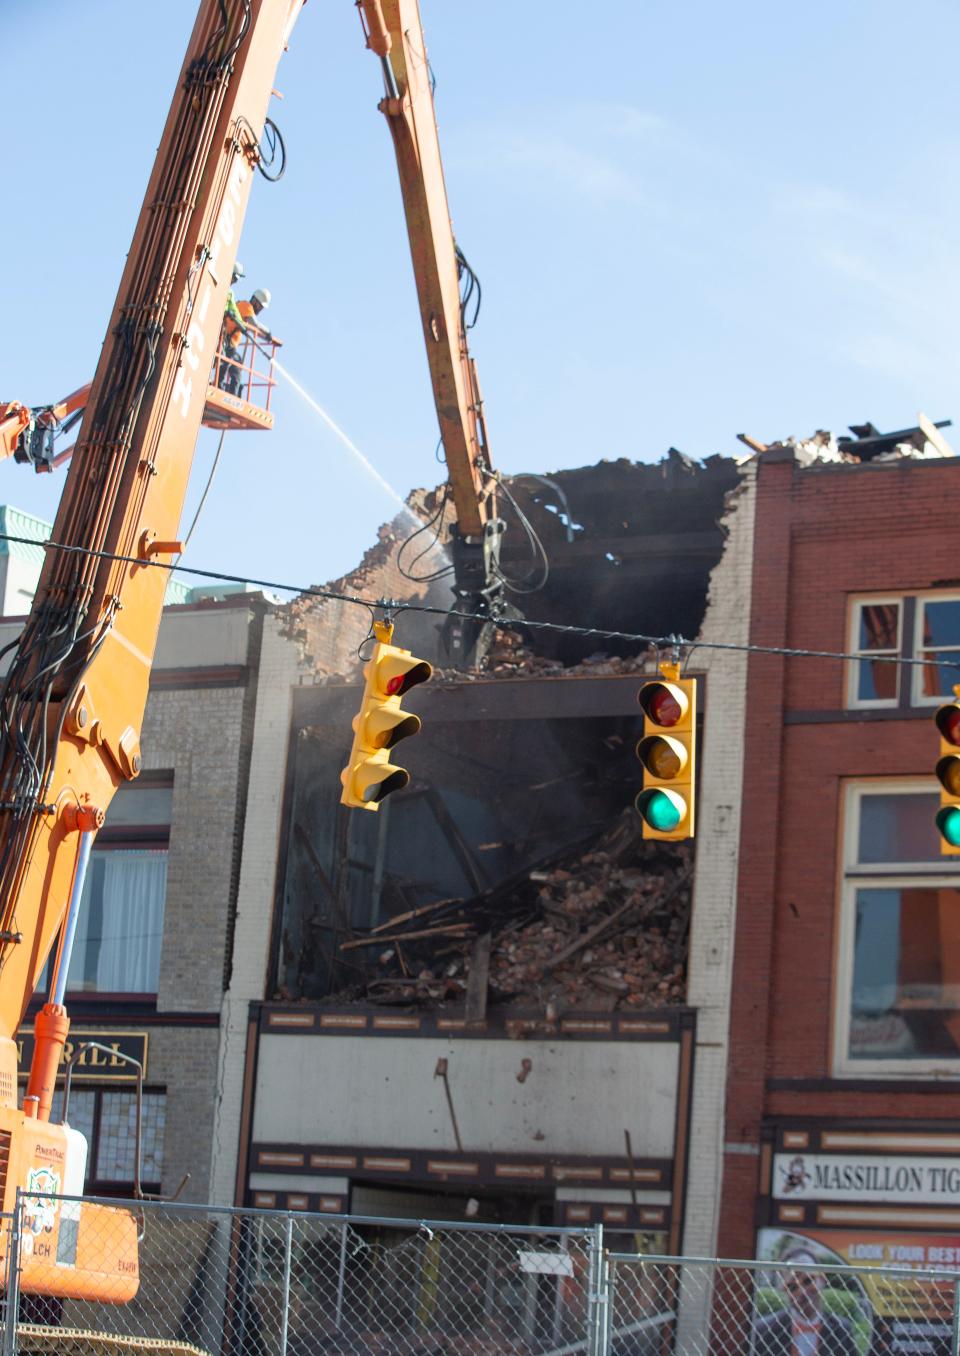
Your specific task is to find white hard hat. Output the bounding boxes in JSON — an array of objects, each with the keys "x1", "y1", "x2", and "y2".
[
  {"x1": 251, "y1": 288, "x2": 271, "y2": 308},
  {"x1": 232, "y1": 260, "x2": 245, "y2": 283}
]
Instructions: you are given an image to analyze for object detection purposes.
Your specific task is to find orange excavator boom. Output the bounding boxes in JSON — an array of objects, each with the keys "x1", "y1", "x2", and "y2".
[
  {"x1": 0, "y1": 0, "x2": 305, "y2": 1301},
  {"x1": 358, "y1": 0, "x2": 518, "y2": 664}
]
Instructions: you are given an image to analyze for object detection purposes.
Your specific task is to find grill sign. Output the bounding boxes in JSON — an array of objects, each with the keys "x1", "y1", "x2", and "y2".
[
  {"x1": 16, "y1": 1029, "x2": 148, "y2": 1082},
  {"x1": 774, "y1": 1153, "x2": 960, "y2": 1204}
]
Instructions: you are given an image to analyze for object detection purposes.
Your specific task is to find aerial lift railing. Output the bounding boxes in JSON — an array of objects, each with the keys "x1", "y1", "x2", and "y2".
[{"x1": 209, "y1": 332, "x2": 280, "y2": 411}]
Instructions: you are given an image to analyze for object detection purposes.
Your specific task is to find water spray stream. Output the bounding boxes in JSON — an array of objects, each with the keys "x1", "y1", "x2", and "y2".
[
  {"x1": 274, "y1": 360, "x2": 405, "y2": 507},
  {"x1": 273, "y1": 359, "x2": 445, "y2": 554}
]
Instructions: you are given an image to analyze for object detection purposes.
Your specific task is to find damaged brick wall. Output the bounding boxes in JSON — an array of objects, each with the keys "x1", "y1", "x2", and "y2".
[
  {"x1": 280, "y1": 452, "x2": 742, "y2": 677},
  {"x1": 280, "y1": 487, "x2": 453, "y2": 678}
]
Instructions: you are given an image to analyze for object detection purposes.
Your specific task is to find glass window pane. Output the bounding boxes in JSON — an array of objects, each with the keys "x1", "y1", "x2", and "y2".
[
  {"x1": 857, "y1": 793, "x2": 941, "y2": 864},
  {"x1": 921, "y1": 600, "x2": 960, "y2": 650},
  {"x1": 857, "y1": 657, "x2": 898, "y2": 702},
  {"x1": 66, "y1": 850, "x2": 167, "y2": 994},
  {"x1": 50, "y1": 1088, "x2": 96, "y2": 1146},
  {"x1": 96, "y1": 1092, "x2": 165, "y2": 1183},
  {"x1": 859, "y1": 603, "x2": 900, "y2": 651},
  {"x1": 849, "y1": 886, "x2": 960, "y2": 1060},
  {"x1": 916, "y1": 651, "x2": 960, "y2": 701}
]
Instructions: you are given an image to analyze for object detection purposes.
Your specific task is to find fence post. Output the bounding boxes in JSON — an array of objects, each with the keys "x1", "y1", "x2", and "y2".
[
  {"x1": 952, "y1": 1276, "x2": 960, "y2": 1356},
  {"x1": 3, "y1": 1193, "x2": 22, "y2": 1356},
  {"x1": 334, "y1": 1222, "x2": 348, "y2": 1331},
  {"x1": 279, "y1": 1215, "x2": 293, "y2": 1356},
  {"x1": 586, "y1": 1224, "x2": 610, "y2": 1356},
  {"x1": 602, "y1": 1252, "x2": 614, "y2": 1356}
]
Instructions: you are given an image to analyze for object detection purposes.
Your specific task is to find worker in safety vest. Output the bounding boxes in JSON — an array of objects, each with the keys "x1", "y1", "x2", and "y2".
[
  {"x1": 220, "y1": 286, "x2": 278, "y2": 396},
  {"x1": 218, "y1": 263, "x2": 247, "y2": 394}
]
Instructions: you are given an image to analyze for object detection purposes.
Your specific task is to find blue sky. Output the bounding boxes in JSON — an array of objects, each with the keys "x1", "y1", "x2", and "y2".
[{"x1": 5, "y1": 0, "x2": 959, "y2": 591}]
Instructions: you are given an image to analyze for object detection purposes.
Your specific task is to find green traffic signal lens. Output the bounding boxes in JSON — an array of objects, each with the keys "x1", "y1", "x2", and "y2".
[
  {"x1": 936, "y1": 806, "x2": 960, "y2": 847},
  {"x1": 636, "y1": 788, "x2": 683, "y2": 832}
]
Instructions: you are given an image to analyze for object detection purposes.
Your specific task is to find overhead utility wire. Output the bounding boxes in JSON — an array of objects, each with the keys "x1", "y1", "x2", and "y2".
[{"x1": 0, "y1": 531, "x2": 957, "y2": 676}]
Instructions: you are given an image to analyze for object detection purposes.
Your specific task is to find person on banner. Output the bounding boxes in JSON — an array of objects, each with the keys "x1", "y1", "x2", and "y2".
[{"x1": 753, "y1": 1249, "x2": 859, "y2": 1356}]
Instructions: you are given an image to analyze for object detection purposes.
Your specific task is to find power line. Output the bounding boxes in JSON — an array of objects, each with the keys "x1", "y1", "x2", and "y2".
[{"x1": 0, "y1": 530, "x2": 957, "y2": 675}]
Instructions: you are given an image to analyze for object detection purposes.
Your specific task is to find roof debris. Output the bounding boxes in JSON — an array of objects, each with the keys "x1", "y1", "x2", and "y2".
[{"x1": 739, "y1": 416, "x2": 954, "y2": 468}]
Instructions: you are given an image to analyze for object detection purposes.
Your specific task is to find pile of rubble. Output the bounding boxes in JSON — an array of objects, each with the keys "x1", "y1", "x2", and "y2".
[
  {"x1": 334, "y1": 814, "x2": 692, "y2": 1012},
  {"x1": 478, "y1": 846, "x2": 689, "y2": 1007}
]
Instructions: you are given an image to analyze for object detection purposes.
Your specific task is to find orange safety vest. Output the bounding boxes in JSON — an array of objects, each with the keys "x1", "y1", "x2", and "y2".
[{"x1": 224, "y1": 298, "x2": 255, "y2": 348}]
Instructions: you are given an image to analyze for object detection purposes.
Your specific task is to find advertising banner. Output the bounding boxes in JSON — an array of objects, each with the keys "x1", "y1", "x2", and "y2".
[{"x1": 756, "y1": 1228, "x2": 958, "y2": 1356}]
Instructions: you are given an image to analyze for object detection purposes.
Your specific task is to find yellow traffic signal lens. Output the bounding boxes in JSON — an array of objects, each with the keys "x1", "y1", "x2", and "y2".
[
  {"x1": 936, "y1": 703, "x2": 960, "y2": 746},
  {"x1": 637, "y1": 735, "x2": 686, "y2": 779},
  {"x1": 937, "y1": 806, "x2": 960, "y2": 847},
  {"x1": 364, "y1": 708, "x2": 421, "y2": 750},
  {"x1": 636, "y1": 788, "x2": 686, "y2": 832},
  {"x1": 937, "y1": 754, "x2": 960, "y2": 797},
  {"x1": 638, "y1": 681, "x2": 687, "y2": 728},
  {"x1": 362, "y1": 767, "x2": 409, "y2": 802}
]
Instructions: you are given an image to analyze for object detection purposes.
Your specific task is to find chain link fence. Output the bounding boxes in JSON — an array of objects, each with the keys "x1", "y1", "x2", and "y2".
[
  {"x1": 2, "y1": 1198, "x2": 960, "y2": 1356},
  {"x1": 608, "y1": 1252, "x2": 960, "y2": 1356},
  {"x1": 1, "y1": 1195, "x2": 602, "y2": 1356}
]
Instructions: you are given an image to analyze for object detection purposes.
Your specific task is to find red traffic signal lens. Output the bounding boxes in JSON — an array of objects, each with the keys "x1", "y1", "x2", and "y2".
[
  {"x1": 937, "y1": 805, "x2": 960, "y2": 847},
  {"x1": 637, "y1": 735, "x2": 686, "y2": 780},
  {"x1": 385, "y1": 661, "x2": 432, "y2": 696},
  {"x1": 936, "y1": 703, "x2": 960, "y2": 747},
  {"x1": 639, "y1": 682, "x2": 686, "y2": 728},
  {"x1": 635, "y1": 788, "x2": 685, "y2": 832}
]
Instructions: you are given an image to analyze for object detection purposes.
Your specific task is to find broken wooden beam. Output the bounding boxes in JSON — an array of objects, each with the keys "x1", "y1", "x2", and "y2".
[
  {"x1": 340, "y1": 922, "x2": 474, "y2": 951},
  {"x1": 464, "y1": 932, "x2": 492, "y2": 1023}
]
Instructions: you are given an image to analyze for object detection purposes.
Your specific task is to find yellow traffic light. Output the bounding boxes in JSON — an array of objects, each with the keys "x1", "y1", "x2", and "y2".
[
  {"x1": 935, "y1": 685, "x2": 960, "y2": 856},
  {"x1": 340, "y1": 620, "x2": 432, "y2": 811},
  {"x1": 635, "y1": 662, "x2": 696, "y2": 841}
]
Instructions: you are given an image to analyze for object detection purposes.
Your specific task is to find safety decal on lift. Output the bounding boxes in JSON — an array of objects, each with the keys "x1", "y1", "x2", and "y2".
[{"x1": 22, "y1": 1165, "x2": 60, "y2": 1250}]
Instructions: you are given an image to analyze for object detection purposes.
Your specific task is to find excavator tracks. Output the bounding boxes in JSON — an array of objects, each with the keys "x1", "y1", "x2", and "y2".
[{"x1": 18, "y1": 1325, "x2": 211, "y2": 1356}]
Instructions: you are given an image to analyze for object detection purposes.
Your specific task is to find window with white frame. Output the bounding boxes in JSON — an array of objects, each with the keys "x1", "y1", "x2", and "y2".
[
  {"x1": 835, "y1": 783, "x2": 960, "y2": 1073},
  {"x1": 848, "y1": 593, "x2": 960, "y2": 709},
  {"x1": 848, "y1": 598, "x2": 901, "y2": 706},
  {"x1": 913, "y1": 595, "x2": 960, "y2": 705}
]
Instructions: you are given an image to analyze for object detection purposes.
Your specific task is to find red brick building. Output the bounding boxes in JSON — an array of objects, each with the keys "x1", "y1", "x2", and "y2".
[{"x1": 719, "y1": 437, "x2": 960, "y2": 1276}]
